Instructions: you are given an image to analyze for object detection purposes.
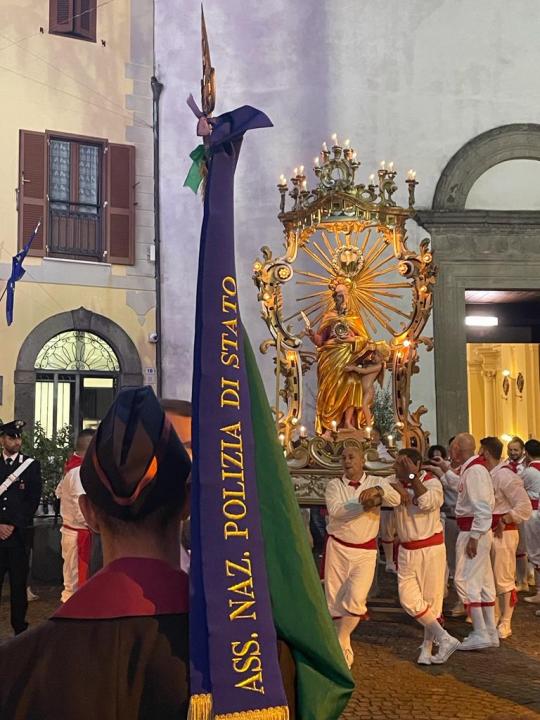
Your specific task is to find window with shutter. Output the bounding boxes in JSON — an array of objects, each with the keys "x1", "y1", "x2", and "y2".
[
  {"x1": 18, "y1": 131, "x2": 47, "y2": 257},
  {"x1": 49, "y1": 0, "x2": 97, "y2": 42},
  {"x1": 18, "y1": 131, "x2": 135, "y2": 266},
  {"x1": 106, "y1": 144, "x2": 136, "y2": 265}
]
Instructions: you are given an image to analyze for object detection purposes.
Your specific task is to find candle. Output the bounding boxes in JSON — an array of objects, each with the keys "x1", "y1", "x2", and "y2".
[
  {"x1": 331, "y1": 420, "x2": 338, "y2": 432},
  {"x1": 352, "y1": 151, "x2": 357, "y2": 160},
  {"x1": 301, "y1": 180, "x2": 307, "y2": 190},
  {"x1": 366, "y1": 426, "x2": 372, "y2": 440},
  {"x1": 278, "y1": 433, "x2": 285, "y2": 446},
  {"x1": 388, "y1": 161, "x2": 394, "y2": 171},
  {"x1": 293, "y1": 167, "x2": 298, "y2": 177},
  {"x1": 299, "y1": 165, "x2": 305, "y2": 175},
  {"x1": 279, "y1": 174, "x2": 287, "y2": 185},
  {"x1": 331, "y1": 133, "x2": 338, "y2": 146},
  {"x1": 380, "y1": 160, "x2": 386, "y2": 170},
  {"x1": 322, "y1": 142, "x2": 328, "y2": 152},
  {"x1": 387, "y1": 434, "x2": 394, "y2": 447},
  {"x1": 369, "y1": 174, "x2": 375, "y2": 184},
  {"x1": 344, "y1": 138, "x2": 350, "y2": 147},
  {"x1": 314, "y1": 156, "x2": 320, "y2": 166},
  {"x1": 407, "y1": 169, "x2": 416, "y2": 180},
  {"x1": 300, "y1": 425, "x2": 308, "y2": 438}
]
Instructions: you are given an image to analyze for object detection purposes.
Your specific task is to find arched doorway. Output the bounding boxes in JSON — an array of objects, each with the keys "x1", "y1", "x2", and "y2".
[
  {"x1": 34, "y1": 331, "x2": 120, "y2": 436},
  {"x1": 15, "y1": 307, "x2": 143, "y2": 431},
  {"x1": 417, "y1": 124, "x2": 540, "y2": 442}
]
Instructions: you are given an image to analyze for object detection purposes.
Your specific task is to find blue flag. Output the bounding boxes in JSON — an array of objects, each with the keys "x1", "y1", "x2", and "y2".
[{"x1": 4, "y1": 220, "x2": 40, "y2": 326}]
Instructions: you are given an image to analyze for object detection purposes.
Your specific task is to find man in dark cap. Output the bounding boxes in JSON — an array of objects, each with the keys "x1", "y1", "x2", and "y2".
[
  {"x1": 0, "y1": 388, "x2": 192, "y2": 720},
  {"x1": 0, "y1": 419, "x2": 42, "y2": 635}
]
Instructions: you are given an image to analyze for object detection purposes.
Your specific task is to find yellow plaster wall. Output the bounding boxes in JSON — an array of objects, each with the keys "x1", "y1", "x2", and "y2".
[
  {"x1": 467, "y1": 343, "x2": 540, "y2": 443},
  {"x1": 0, "y1": 0, "x2": 133, "y2": 259},
  {"x1": 0, "y1": 1, "x2": 156, "y2": 420}
]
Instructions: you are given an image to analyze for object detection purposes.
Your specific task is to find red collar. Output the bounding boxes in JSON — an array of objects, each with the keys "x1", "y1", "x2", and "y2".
[
  {"x1": 64, "y1": 453, "x2": 83, "y2": 473},
  {"x1": 53, "y1": 557, "x2": 188, "y2": 620},
  {"x1": 460, "y1": 455, "x2": 486, "y2": 474}
]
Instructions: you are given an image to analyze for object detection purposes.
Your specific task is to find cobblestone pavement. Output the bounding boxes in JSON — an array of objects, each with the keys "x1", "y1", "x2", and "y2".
[
  {"x1": 342, "y1": 567, "x2": 540, "y2": 720},
  {"x1": 1, "y1": 573, "x2": 540, "y2": 720}
]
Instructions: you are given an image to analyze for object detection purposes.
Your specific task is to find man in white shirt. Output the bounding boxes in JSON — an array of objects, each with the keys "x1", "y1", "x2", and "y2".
[
  {"x1": 479, "y1": 437, "x2": 532, "y2": 639},
  {"x1": 425, "y1": 444, "x2": 465, "y2": 617},
  {"x1": 450, "y1": 433, "x2": 498, "y2": 651},
  {"x1": 522, "y1": 439, "x2": 540, "y2": 606},
  {"x1": 391, "y1": 448, "x2": 460, "y2": 665},
  {"x1": 324, "y1": 444, "x2": 401, "y2": 668},
  {"x1": 56, "y1": 430, "x2": 95, "y2": 602},
  {"x1": 506, "y1": 436, "x2": 530, "y2": 589}
]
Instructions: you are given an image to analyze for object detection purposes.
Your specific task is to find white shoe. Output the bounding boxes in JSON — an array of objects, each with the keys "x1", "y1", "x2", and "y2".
[
  {"x1": 457, "y1": 631, "x2": 492, "y2": 651},
  {"x1": 515, "y1": 582, "x2": 530, "y2": 592},
  {"x1": 26, "y1": 588, "x2": 39, "y2": 602},
  {"x1": 385, "y1": 562, "x2": 397, "y2": 574},
  {"x1": 524, "y1": 593, "x2": 540, "y2": 604},
  {"x1": 488, "y1": 629, "x2": 500, "y2": 647},
  {"x1": 417, "y1": 643, "x2": 432, "y2": 665},
  {"x1": 497, "y1": 622, "x2": 512, "y2": 640},
  {"x1": 448, "y1": 600, "x2": 466, "y2": 617},
  {"x1": 431, "y1": 634, "x2": 461, "y2": 664},
  {"x1": 343, "y1": 648, "x2": 354, "y2": 669}
]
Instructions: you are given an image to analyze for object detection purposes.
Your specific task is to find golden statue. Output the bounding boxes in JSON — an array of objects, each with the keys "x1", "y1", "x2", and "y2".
[{"x1": 307, "y1": 277, "x2": 390, "y2": 435}]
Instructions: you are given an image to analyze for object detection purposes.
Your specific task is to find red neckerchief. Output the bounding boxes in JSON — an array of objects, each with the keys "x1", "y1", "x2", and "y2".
[
  {"x1": 345, "y1": 473, "x2": 366, "y2": 489},
  {"x1": 53, "y1": 557, "x2": 188, "y2": 620},
  {"x1": 459, "y1": 455, "x2": 486, "y2": 475},
  {"x1": 64, "y1": 453, "x2": 83, "y2": 474},
  {"x1": 529, "y1": 461, "x2": 540, "y2": 471}
]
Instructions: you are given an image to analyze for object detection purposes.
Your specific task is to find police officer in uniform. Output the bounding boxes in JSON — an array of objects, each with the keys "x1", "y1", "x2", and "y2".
[{"x1": 0, "y1": 420, "x2": 42, "y2": 634}]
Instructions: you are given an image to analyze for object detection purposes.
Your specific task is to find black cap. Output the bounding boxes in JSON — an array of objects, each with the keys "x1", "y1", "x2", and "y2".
[
  {"x1": 0, "y1": 420, "x2": 26, "y2": 438},
  {"x1": 80, "y1": 387, "x2": 191, "y2": 520}
]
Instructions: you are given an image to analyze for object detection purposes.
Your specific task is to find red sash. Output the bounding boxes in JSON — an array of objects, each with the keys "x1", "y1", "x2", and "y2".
[
  {"x1": 531, "y1": 499, "x2": 539, "y2": 510},
  {"x1": 400, "y1": 531, "x2": 444, "y2": 551},
  {"x1": 457, "y1": 516, "x2": 474, "y2": 531},
  {"x1": 328, "y1": 534, "x2": 377, "y2": 550},
  {"x1": 63, "y1": 525, "x2": 92, "y2": 586},
  {"x1": 491, "y1": 514, "x2": 517, "y2": 531},
  {"x1": 529, "y1": 462, "x2": 540, "y2": 471}
]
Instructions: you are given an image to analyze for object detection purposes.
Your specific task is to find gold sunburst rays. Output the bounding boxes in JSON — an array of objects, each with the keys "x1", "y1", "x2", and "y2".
[{"x1": 295, "y1": 227, "x2": 412, "y2": 338}]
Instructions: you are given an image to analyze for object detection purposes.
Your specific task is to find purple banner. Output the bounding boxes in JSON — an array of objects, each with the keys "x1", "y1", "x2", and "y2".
[{"x1": 190, "y1": 106, "x2": 287, "y2": 716}]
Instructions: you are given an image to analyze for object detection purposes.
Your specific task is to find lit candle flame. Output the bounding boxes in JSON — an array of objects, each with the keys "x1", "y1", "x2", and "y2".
[
  {"x1": 322, "y1": 142, "x2": 328, "y2": 152},
  {"x1": 314, "y1": 157, "x2": 320, "y2": 166},
  {"x1": 380, "y1": 160, "x2": 386, "y2": 169},
  {"x1": 407, "y1": 169, "x2": 417, "y2": 180},
  {"x1": 331, "y1": 133, "x2": 338, "y2": 145},
  {"x1": 293, "y1": 167, "x2": 298, "y2": 177},
  {"x1": 279, "y1": 174, "x2": 287, "y2": 185},
  {"x1": 331, "y1": 420, "x2": 338, "y2": 431},
  {"x1": 344, "y1": 138, "x2": 350, "y2": 147},
  {"x1": 299, "y1": 165, "x2": 304, "y2": 175},
  {"x1": 369, "y1": 174, "x2": 375, "y2": 183}
]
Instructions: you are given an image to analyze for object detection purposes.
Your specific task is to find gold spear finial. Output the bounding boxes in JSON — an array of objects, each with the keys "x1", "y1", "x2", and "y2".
[{"x1": 201, "y1": 5, "x2": 216, "y2": 117}]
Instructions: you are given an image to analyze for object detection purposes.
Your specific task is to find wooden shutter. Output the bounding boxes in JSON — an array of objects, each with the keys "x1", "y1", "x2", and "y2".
[
  {"x1": 49, "y1": 0, "x2": 74, "y2": 34},
  {"x1": 18, "y1": 131, "x2": 47, "y2": 257},
  {"x1": 74, "y1": 0, "x2": 97, "y2": 42},
  {"x1": 106, "y1": 143, "x2": 135, "y2": 265}
]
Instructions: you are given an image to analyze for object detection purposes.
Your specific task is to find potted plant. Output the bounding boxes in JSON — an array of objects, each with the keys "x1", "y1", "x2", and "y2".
[{"x1": 22, "y1": 423, "x2": 72, "y2": 521}]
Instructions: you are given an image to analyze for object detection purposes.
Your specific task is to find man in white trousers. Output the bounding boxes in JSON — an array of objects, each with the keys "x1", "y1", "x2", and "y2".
[
  {"x1": 450, "y1": 433, "x2": 499, "y2": 651},
  {"x1": 391, "y1": 448, "x2": 460, "y2": 665},
  {"x1": 522, "y1": 439, "x2": 540, "y2": 606},
  {"x1": 324, "y1": 444, "x2": 401, "y2": 668},
  {"x1": 479, "y1": 437, "x2": 532, "y2": 639},
  {"x1": 56, "y1": 430, "x2": 95, "y2": 602}
]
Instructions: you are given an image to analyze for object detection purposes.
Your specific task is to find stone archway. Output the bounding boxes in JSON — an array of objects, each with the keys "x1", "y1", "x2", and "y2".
[
  {"x1": 417, "y1": 124, "x2": 540, "y2": 442},
  {"x1": 15, "y1": 307, "x2": 143, "y2": 427}
]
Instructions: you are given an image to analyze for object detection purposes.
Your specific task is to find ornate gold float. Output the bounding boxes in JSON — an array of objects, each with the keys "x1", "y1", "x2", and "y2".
[{"x1": 253, "y1": 140, "x2": 437, "y2": 500}]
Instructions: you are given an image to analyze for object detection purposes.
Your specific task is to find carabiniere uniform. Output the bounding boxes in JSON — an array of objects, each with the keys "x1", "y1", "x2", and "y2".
[{"x1": 0, "y1": 420, "x2": 42, "y2": 634}]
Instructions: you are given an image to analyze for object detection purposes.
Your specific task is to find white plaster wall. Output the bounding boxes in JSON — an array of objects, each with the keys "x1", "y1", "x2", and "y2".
[{"x1": 155, "y1": 0, "x2": 540, "y2": 442}]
